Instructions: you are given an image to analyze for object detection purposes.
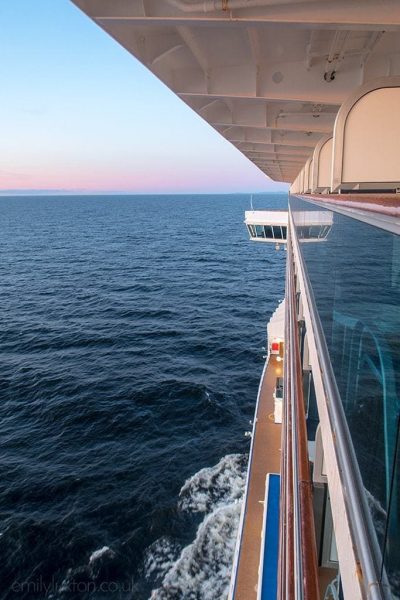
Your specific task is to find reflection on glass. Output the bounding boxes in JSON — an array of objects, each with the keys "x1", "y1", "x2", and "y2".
[
  {"x1": 293, "y1": 211, "x2": 333, "y2": 242},
  {"x1": 385, "y1": 421, "x2": 400, "y2": 591},
  {"x1": 290, "y1": 195, "x2": 400, "y2": 596}
]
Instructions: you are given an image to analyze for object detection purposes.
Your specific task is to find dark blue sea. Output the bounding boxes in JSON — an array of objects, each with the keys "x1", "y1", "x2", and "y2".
[{"x1": 0, "y1": 194, "x2": 286, "y2": 600}]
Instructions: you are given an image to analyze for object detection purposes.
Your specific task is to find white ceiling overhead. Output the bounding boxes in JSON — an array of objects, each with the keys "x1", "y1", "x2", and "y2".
[{"x1": 72, "y1": 0, "x2": 400, "y2": 183}]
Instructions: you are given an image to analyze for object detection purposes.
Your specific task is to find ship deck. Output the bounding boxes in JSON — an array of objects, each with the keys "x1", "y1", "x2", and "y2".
[{"x1": 234, "y1": 354, "x2": 282, "y2": 600}]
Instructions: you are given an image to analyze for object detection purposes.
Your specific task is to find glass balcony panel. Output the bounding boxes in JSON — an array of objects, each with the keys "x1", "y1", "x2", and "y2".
[
  {"x1": 289, "y1": 195, "x2": 400, "y2": 595},
  {"x1": 384, "y1": 418, "x2": 400, "y2": 597}
]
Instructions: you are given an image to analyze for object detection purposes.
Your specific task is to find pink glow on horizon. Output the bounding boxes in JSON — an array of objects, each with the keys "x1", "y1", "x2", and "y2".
[
  {"x1": 0, "y1": 160, "x2": 284, "y2": 194},
  {"x1": 1, "y1": 1, "x2": 289, "y2": 196}
]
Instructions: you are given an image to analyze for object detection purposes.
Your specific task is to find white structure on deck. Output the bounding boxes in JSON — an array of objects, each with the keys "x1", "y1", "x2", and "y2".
[
  {"x1": 268, "y1": 301, "x2": 285, "y2": 423},
  {"x1": 245, "y1": 210, "x2": 288, "y2": 243},
  {"x1": 245, "y1": 209, "x2": 332, "y2": 242},
  {"x1": 267, "y1": 300, "x2": 285, "y2": 359}
]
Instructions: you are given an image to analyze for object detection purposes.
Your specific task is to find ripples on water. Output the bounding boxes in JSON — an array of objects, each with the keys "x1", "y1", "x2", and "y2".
[{"x1": 0, "y1": 194, "x2": 286, "y2": 599}]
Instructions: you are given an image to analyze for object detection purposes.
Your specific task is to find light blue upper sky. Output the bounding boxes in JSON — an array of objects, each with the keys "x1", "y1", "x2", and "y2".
[{"x1": 0, "y1": 1, "x2": 288, "y2": 194}]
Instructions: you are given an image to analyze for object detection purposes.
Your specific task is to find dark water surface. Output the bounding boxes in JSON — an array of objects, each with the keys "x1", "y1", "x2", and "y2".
[{"x1": 0, "y1": 194, "x2": 286, "y2": 599}]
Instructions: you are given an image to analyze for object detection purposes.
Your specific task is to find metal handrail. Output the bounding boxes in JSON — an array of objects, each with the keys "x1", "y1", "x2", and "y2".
[
  {"x1": 288, "y1": 237, "x2": 320, "y2": 600},
  {"x1": 286, "y1": 247, "x2": 304, "y2": 600},
  {"x1": 278, "y1": 253, "x2": 295, "y2": 600},
  {"x1": 288, "y1": 207, "x2": 391, "y2": 600},
  {"x1": 278, "y1": 235, "x2": 319, "y2": 600}
]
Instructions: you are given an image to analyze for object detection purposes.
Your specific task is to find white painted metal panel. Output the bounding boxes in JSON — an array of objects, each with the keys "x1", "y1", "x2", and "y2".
[{"x1": 72, "y1": 0, "x2": 400, "y2": 184}]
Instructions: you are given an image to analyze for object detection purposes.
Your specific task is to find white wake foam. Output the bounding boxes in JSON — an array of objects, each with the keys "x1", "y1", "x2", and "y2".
[
  {"x1": 150, "y1": 503, "x2": 241, "y2": 600},
  {"x1": 89, "y1": 545, "x2": 115, "y2": 565},
  {"x1": 59, "y1": 545, "x2": 116, "y2": 594},
  {"x1": 146, "y1": 453, "x2": 247, "y2": 600},
  {"x1": 178, "y1": 453, "x2": 247, "y2": 514},
  {"x1": 143, "y1": 537, "x2": 182, "y2": 582}
]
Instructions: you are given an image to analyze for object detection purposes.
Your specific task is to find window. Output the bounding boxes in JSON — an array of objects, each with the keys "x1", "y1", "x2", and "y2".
[
  {"x1": 272, "y1": 225, "x2": 283, "y2": 239},
  {"x1": 247, "y1": 224, "x2": 256, "y2": 237},
  {"x1": 255, "y1": 225, "x2": 265, "y2": 238},
  {"x1": 263, "y1": 225, "x2": 273, "y2": 238}
]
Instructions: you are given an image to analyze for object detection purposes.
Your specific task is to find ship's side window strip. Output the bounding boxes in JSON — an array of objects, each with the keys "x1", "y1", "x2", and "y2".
[
  {"x1": 255, "y1": 224, "x2": 265, "y2": 238},
  {"x1": 264, "y1": 225, "x2": 273, "y2": 238},
  {"x1": 247, "y1": 224, "x2": 256, "y2": 237}
]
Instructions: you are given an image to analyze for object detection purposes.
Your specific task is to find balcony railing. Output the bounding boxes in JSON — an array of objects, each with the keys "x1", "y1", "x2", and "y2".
[
  {"x1": 278, "y1": 234, "x2": 319, "y2": 600},
  {"x1": 289, "y1": 194, "x2": 397, "y2": 599}
]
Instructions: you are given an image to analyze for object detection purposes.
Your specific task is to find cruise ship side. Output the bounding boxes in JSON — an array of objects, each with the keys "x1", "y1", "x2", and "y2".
[{"x1": 70, "y1": 2, "x2": 400, "y2": 598}]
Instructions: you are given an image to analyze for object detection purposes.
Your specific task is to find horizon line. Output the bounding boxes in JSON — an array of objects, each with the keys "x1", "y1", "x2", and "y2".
[{"x1": 0, "y1": 190, "x2": 289, "y2": 197}]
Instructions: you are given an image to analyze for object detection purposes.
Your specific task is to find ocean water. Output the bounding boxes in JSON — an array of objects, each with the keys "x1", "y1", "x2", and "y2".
[{"x1": 0, "y1": 194, "x2": 286, "y2": 599}]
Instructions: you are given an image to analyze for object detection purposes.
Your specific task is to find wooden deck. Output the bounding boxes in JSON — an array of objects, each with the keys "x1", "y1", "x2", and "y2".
[{"x1": 234, "y1": 355, "x2": 282, "y2": 600}]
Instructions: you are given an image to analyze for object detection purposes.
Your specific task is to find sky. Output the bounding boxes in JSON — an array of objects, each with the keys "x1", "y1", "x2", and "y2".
[{"x1": 0, "y1": 1, "x2": 288, "y2": 194}]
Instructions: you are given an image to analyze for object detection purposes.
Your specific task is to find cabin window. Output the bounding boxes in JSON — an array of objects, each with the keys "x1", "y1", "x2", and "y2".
[
  {"x1": 319, "y1": 225, "x2": 331, "y2": 239},
  {"x1": 263, "y1": 225, "x2": 273, "y2": 238},
  {"x1": 255, "y1": 225, "x2": 265, "y2": 238},
  {"x1": 247, "y1": 224, "x2": 256, "y2": 237},
  {"x1": 309, "y1": 225, "x2": 322, "y2": 238},
  {"x1": 246, "y1": 222, "x2": 288, "y2": 241}
]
